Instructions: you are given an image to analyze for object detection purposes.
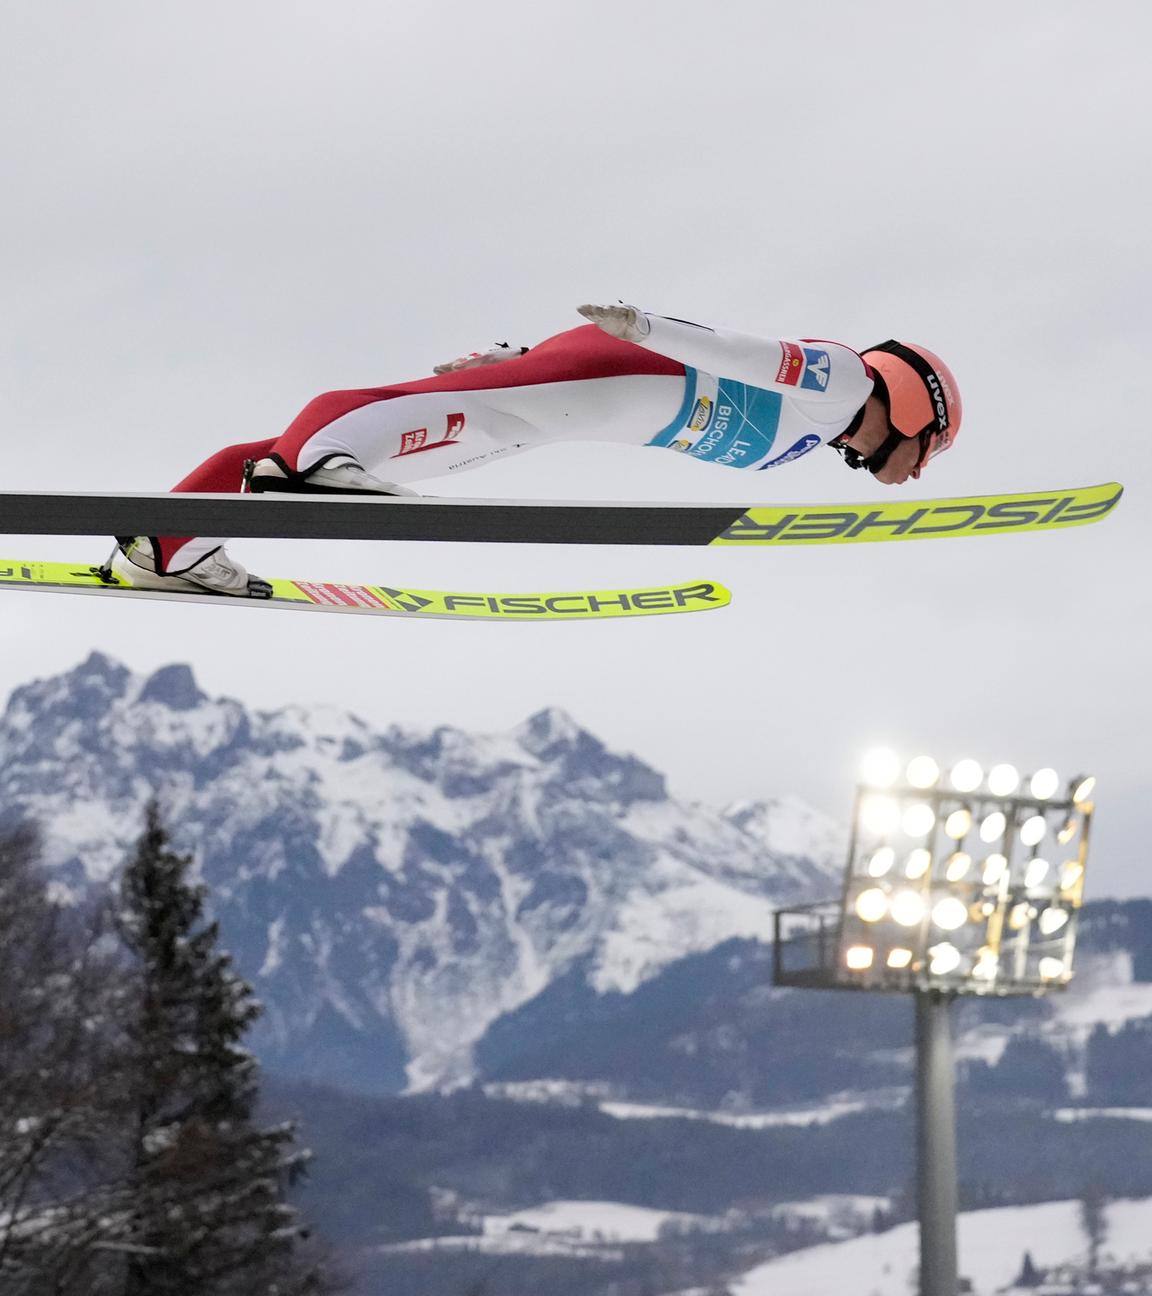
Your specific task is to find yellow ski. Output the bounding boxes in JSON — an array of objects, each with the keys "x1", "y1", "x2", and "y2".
[{"x1": 0, "y1": 560, "x2": 731, "y2": 622}]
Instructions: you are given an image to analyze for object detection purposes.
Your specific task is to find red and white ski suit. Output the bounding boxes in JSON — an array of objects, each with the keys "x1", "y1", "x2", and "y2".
[{"x1": 159, "y1": 315, "x2": 875, "y2": 572}]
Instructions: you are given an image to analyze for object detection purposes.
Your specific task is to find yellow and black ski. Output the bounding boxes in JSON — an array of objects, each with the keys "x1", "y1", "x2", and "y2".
[
  {"x1": 0, "y1": 560, "x2": 731, "y2": 622},
  {"x1": 0, "y1": 482, "x2": 1123, "y2": 546}
]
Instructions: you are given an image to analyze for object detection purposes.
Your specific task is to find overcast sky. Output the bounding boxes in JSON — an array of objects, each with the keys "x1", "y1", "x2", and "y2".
[{"x1": 1, "y1": 1, "x2": 1149, "y2": 895}]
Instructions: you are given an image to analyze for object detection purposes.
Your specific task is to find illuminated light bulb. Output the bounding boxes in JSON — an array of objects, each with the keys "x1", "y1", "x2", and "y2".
[
  {"x1": 1073, "y1": 775, "x2": 1097, "y2": 806},
  {"x1": 1057, "y1": 819, "x2": 1079, "y2": 846},
  {"x1": 845, "y1": 945, "x2": 875, "y2": 971},
  {"x1": 979, "y1": 812, "x2": 1007, "y2": 844},
  {"x1": 887, "y1": 948, "x2": 913, "y2": 969},
  {"x1": 980, "y1": 901, "x2": 996, "y2": 917},
  {"x1": 1060, "y1": 860, "x2": 1085, "y2": 891},
  {"x1": 1030, "y1": 768, "x2": 1060, "y2": 800},
  {"x1": 861, "y1": 794, "x2": 900, "y2": 836},
  {"x1": 907, "y1": 756, "x2": 941, "y2": 789},
  {"x1": 1039, "y1": 957, "x2": 1066, "y2": 980},
  {"x1": 972, "y1": 949, "x2": 999, "y2": 980},
  {"x1": 929, "y1": 943, "x2": 962, "y2": 975},
  {"x1": 1024, "y1": 858, "x2": 1050, "y2": 888},
  {"x1": 982, "y1": 854, "x2": 1008, "y2": 885},
  {"x1": 890, "y1": 891, "x2": 926, "y2": 927},
  {"x1": 988, "y1": 764, "x2": 1020, "y2": 796},
  {"x1": 944, "y1": 809, "x2": 973, "y2": 840},
  {"x1": 945, "y1": 851, "x2": 972, "y2": 882},
  {"x1": 855, "y1": 888, "x2": 889, "y2": 923},
  {"x1": 950, "y1": 759, "x2": 984, "y2": 793},
  {"x1": 932, "y1": 897, "x2": 970, "y2": 931},
  {"x1": 1020, "y1": 815, "x2": 1048, "y2": 847},
  {"x1": 1009, "y1": 902, "x2": 1031, "y2": 930},
  {"x1": 1039, "y1": 907, "x2": 1070, "y2": 935},
  {"x1": 902, "y1": 803, "x2": 936, "y2": 838},
  {"x1": 905, "y1": 848, "x2": 932, "y2": 880},
  {"x1": 868, "y1": 847, "x2": 896, "y2": 878},
  {"x1": 860, "y1": 748, "x2": 900, "y2": 788}
]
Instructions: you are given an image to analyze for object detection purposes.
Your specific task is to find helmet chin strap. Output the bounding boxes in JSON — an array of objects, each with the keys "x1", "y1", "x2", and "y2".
[
  {"x1": 834, "y1": 427, "x2": 934, "y2": 475},
  {"x1": 834, "y1": 426, "x2": 906, "y2": 474},
  {"x1": 860, "y1": 427, "x2": 908, "y2": 475}
]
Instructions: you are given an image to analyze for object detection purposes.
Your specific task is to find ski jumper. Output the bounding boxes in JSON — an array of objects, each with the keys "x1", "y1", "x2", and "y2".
[{"x1": 158, "y1": 317, "x2": 875, "y2": 572}]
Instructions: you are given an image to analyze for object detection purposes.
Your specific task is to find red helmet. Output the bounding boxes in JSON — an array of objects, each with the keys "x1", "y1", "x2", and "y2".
[{"x1": 860, "y1": 341, "x2": 962, "y2": 476}]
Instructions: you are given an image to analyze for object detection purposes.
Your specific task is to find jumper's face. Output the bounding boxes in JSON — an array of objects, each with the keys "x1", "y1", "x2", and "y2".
[
  {"x1": 871, "y1": 434, "x2": 924, "y2": 486},
  {"x1": 837, "y1": 395, "x2": 925, "y2": 486}
]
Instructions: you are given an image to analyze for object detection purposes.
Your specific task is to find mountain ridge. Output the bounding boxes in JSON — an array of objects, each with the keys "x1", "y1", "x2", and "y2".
[{"x1": 0, "y1": 651, "x2": 845, "y2": 1092}]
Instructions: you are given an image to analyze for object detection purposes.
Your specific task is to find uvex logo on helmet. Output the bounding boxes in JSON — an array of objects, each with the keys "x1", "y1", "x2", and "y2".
[{"x1": 924, "y1": 371, "x2": 949, "y2": 433}]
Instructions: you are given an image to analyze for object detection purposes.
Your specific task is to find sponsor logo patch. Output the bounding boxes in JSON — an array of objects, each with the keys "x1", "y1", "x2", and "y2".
[
  {"x1": 396, "y1": 428, "x2": 430, "y2": 456},
  {"x1": 682, "y1": 381, "x2": 782, "y2": 468},
  {"x1": 760, "y1": 433, "x2": 822, "y2": 468},
  {"x1": 393, "y1": 413, "x2": 467, "y2": 458},
  {"x1": 715, "y1": 486, "x2": 1124, "y2": 544},
  {"x1": 375, "y1": 586, "x2": 435, "y2": 612},
  {"x1": 800, "y1": 348, "x2": 831, "y2": 391},
  {"x1": 687, "y1": 396, "x2": 713, "y2": 432},
  {"x1": 776, "y1": 341, "x2": 803, "y2": 386},
  {"x1": 924, "y1": 373, "x2": 949, "y2": 432}
]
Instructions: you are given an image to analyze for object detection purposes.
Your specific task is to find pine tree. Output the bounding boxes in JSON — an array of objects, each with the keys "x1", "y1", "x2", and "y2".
[
  {"x1": 0, "y1": 827, "x2": 128, "y2": 1294},
  {"x1": 1079, "y1": 1181, "x2": 1110, "y2": 1280},
  {"x1": 1014, "y1": 1251, "x2": 1043, "y2": 1287},
  {"x1": 113, "y1": 802, "x2": 327, "y2": 1295}
]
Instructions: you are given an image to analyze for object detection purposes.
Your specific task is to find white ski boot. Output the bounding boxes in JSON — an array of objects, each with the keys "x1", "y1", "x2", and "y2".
[
  {"x1": 103, "y1": 538, "x2": 272, "y2": 598},
  {"x1": 432, "y1": 342, "x2": 529, "y2": 375},
  {"x1": 243, "y1": 454, "x2": 419, "y2": 496}
]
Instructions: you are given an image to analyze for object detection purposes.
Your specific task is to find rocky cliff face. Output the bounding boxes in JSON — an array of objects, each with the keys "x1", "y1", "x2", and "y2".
[{"x1": 0, "y1": 652, "x2": 843, "y2": 1092}]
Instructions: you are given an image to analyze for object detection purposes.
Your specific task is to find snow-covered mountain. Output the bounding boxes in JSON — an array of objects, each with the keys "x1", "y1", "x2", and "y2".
[{"x1": 0, "y1": 652, "x2": 843, "y2": 1092}]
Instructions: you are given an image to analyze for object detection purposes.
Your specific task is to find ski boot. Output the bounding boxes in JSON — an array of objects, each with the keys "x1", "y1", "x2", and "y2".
[
  {"x1": 100, "y1": 538, "x2": 272, "y2": 598},
  {"x1": 243, "y1": 454, "x2": 419, "y2": 497}
]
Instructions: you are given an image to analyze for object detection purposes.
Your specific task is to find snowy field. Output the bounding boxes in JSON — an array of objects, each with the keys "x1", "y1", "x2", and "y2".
[
  {"x1": 376, "y1": 1200, "x2": 714, "y2": 1259},
  {"x1": 483, "y1": 1078, "x2": 909, "y2": 1129},
  {"x1": 733, "y1": 1197, "x2": 1152, "y2": 1296},
  {"x1": 600, "y1": 1091, "x2": 906, "y2": 1129},
  {"x1": 483, "y1": 1200, "x2": 712, "y2": 1243},
  {"x1": 1053, "y1": 1107, "x2": 1152, "y2": 1123}
]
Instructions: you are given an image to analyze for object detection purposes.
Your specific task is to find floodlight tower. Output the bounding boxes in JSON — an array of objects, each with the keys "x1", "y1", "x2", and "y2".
[{"x1": 774, "y1": 752, "x2": 1096, "y2": 1296}]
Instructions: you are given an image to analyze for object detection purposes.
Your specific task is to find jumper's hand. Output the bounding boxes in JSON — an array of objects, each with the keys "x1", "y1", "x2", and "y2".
[
  {"x1": 432, "y1": 342, "x2": 528, "y2": 375},
  {"x1": 577, "y1": 303, "x2": 651, "y2": 342}
]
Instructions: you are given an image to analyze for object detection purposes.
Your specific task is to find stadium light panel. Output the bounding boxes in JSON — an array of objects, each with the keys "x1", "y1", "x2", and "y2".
[
  {"x1": 988, "y1": 764, "x2": 1020, "y2": 796},
  {"x1": 868, "y1": 847, "x2": 896, "y2": 877},
  {"x1": 932, "y1": 897, "x2": 970, "y2": 931},
  {"x1": 944, "y1": 851, "x2": 972, "y2": 882},
  {"x1": 1020, "y1": 815, "x2": 1048, "y2": 847},
  {"x1": 950, "y1": 760, "x2": 984, "y2": 793},
  {"x1": 905, "y1": 849, "x2": 932, "y2": 879},
  {"x1": 944, "y1": 809, "x2": 973, "y2": 840},
  {"x1": 979, "y1": 812, "x2": 1006, "y2": 843},
  {"x1": 903, "y1": 804, "x2": 936, "y2": 838},
  {"x1": 907, "y1": 756, "x2": 941, "y2": 789},
  {"x1": 1030, "y1": 768, "x2": 1060, "y2": 800},
  {"x1": 855, "y1": 888, "x2": 889, "y2": 922}
]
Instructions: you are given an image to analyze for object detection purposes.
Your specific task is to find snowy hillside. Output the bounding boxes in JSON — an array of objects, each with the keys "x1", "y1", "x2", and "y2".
[
  {"x1": 0, "y1": 652, "x2": 843, "y2": 1092},
  {"x1": 733, "y1": 1197, "x2": 1152, "y2": 1296}
]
